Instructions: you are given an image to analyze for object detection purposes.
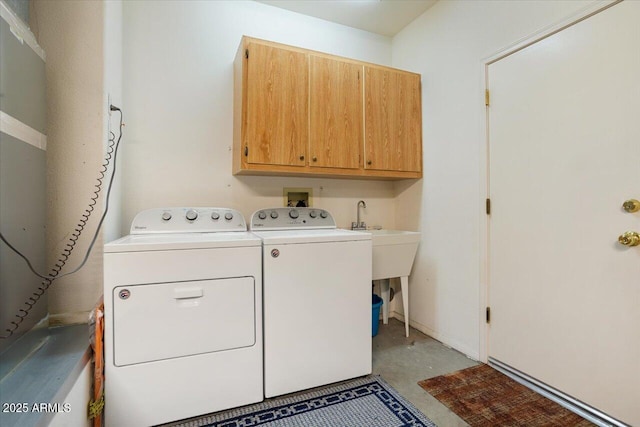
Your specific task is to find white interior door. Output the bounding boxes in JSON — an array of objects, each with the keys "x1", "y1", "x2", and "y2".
[{"x1": 487, "y1": 2, "x2": 640, "y2": 425}]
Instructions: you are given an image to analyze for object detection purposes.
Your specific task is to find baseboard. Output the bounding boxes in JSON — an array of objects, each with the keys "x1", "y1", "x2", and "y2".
[
  {"x1": 48, "y1": 311, "x2": 90, "y2": 327},
  {"x1": 391, "y1": 311, "x2": 480, "y2": 361},
  {"x1": 489, "y1": 358, "x2": 629, "y2": 427}
]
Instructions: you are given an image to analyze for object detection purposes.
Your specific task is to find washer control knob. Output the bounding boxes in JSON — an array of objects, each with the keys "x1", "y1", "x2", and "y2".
[
  {"x1": 186, "y1": 209, "x2": 198, "y2": 221},
  {"x1": 320, "y1": 211, "x2": 328, "y2": 218},
  {"x1": 309, "y1": 210, "x2": 317, "y2": 218},
  {"x1": 211, "y1": 212, "x2": 220, "y2": 220},
  {"x1": 258, "y1": 211, "x2": 267, "y2": 220},
  {"x1": 270, "y1": 211, "x2": 279, "y2": 219},
  {"x1": 224, "y1": 212, "x2": 234, "y2": 221},
  {"x1": 289, "y1": 209, "x2": 299, "y2": 219},
  {"x1": 161, "y1": 212, "x2": 172, "y2": 221}
]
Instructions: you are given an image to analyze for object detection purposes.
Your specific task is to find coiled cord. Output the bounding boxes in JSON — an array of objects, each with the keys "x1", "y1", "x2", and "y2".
[{"x1": 0, "y1": 107, "x2": 124, "y2": 339}]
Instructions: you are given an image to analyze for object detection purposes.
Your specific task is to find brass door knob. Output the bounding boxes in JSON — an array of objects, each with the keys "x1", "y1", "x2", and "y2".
[
  {"x1": 618, "y1": 231, "x2": 640, "y2": 247},
  {"x1": 622, "y1": 199, "x2": 640, "y2": 213}
]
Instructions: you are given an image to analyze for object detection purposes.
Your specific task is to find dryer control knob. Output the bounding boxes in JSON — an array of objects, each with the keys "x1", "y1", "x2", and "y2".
[
  {"x1": 186, "y1": 209, "x2": 198, "y2": 221},
  {"x1": 224, "y1": 212, "x2": 234, "y2": 221},
  {"x1": 211, "y1": 212, "x2": 220, "y2": 220},
  {"x1": 320, "y1": 211, "x2": 328, "y2": 218},
  {"x1": 258, "y1": 211, "x2": 267, "y2": 220},
  {"x1": 270, "y1": 211, "x2": 279, "y2": 219},
  {"x1": 289, "y1": 209, "x2": 299, "y2": 219},
  {"x1": 161, "y1": 212, "x2": 172, "y2": 221},
  {"x1": 309, "y1": 210, "x2": 317, "y2": 218}
]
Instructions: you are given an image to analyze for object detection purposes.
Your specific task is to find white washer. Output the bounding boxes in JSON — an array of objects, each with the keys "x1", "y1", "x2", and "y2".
[
  {"x1": 104, "y1": 207, "x2": 263, "y2": 427},
  {"x1": 250, "y1": 207, "x2": 372, "y2": 398}
]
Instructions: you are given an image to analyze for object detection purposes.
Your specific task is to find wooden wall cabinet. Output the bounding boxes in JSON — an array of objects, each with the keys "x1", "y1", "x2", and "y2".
[
  {"x1": 234, "y1": 36, "x2": 422, "y2": 179},
  {"x1": 365, "y1": 67, "x2": 422, "y2": 173},
  {"x1": 309, "y1": 55, "x2": 363, "y2": 170},
  {"x1": 241, "y1": 41, "x2": 308, "y2": 168}
]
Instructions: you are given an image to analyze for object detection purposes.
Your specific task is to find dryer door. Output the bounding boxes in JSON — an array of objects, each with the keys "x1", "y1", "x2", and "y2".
[{"x1": 113, "y1": 277, "x2": 255, "y2": 366}]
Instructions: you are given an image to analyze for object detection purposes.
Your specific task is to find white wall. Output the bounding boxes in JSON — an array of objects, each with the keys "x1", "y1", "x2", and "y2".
[
  {"x1": 121, "y1": 0, "x2": 397, "y2": 233},
  {"x1": 31, "y1": 0, "x2": 106, "y2": 322},
  {"x1": 391, "y1": 0, "x2": 598, "y2": 358},
  {"x1": 103, "y1": 0, "x2": 123, "y2": 243}
]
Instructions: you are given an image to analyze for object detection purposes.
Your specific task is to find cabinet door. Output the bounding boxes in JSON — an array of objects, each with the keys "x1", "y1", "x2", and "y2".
[
  {"x1": 245, "y1": 43, "x2": 308, "y2": 167},
  {"x1": 365, "y1": 67, "x2": 421, "y2": 172},
  {"x1": 309, "y1": 56, "x2": 362, "y2": 169}
]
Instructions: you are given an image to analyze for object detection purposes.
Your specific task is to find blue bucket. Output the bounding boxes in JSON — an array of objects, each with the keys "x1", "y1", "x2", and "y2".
[{"x1": 372, "y1": 294, "x2": 383, "y2": 337}]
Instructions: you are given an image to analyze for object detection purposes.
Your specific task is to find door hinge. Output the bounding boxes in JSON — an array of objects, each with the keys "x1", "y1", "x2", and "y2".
[
  {"x1": 245, "y1": 49, "x2": 249, "y2": 59},
  {"x1": 485, "y1": 89, "x2": 490, "y2": 106},
  {"x1": 486, "y1": 198, "x2": 491, "y2": 215},
  {"x1": 244, "y1": 146, "x2": 248, "y2": 157},
  {"x1": 486, "y1": 306, "x2": 491, "y2": 323}
]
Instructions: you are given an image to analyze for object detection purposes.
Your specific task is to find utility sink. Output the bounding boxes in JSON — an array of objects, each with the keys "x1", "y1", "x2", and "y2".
[
  {"x1": 370, "y1": 230, "x2": 421, "y2": 280},
  {"x1": 369, "y1": 229, "x2": 421, "y2": 338}
]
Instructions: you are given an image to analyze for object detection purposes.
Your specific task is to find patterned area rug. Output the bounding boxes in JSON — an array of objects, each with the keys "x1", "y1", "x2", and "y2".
[
  {"x1": 169, "y1": 376, "x2": 434, "y2": 427},
  {"x1": 418, "y1": 364, "x2": 594, "y2": 427}
]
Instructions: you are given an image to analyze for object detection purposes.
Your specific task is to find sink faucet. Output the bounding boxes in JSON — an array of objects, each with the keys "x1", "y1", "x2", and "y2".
[{"x1": 352, "y1": 200, "x2": 367, "y2": 230}]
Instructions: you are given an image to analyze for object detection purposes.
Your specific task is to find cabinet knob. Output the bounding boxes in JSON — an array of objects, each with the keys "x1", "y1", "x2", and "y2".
[
  {"x1": 618, "y1": 231, "x2": 640, "y2": 247},
  {"x1": 299, "y1": 155, "x2": 305, "y2": 161},
  {"x1": 312, "y1": 156, "x2": 317, "y2": 162},
  {"x1": 367, "y1": 160, "x2": 372, "y2": 165},
  {"x1": 623, "y1": 199, "x2": 640, "y2": 213}
]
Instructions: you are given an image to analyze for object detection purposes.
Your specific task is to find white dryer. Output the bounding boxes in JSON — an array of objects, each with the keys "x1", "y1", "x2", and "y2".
[
  {"x1": 104, "y1": 207, "x2": 262, "y2": 427},
  {"x1": 250, "y1": 207, "x2": 372, "y2": 398}
]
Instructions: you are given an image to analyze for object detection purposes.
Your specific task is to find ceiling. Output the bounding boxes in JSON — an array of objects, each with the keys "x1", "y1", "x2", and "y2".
[{"x1": 256, "y1": 0, "x2": 438, "y2": 37}]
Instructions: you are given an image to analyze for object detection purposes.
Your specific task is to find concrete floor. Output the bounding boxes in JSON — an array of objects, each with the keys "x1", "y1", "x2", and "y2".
[{"x1": 372, "y1": 318, "x2": 479, "y2": 427}]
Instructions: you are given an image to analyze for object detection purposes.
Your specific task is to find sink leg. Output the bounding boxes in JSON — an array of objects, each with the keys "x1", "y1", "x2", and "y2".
[
  {"x1": 401, "y1": 276, "x2": 409, "y2": 337},
  {"x1": 379, "y1": 279, "x2": 390, "y2": 325}
]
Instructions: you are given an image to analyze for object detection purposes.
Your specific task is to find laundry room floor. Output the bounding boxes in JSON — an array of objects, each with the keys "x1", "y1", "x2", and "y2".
[
  {"x1": 164, "y1": 317, "x2": 478, "y2": 427},
  {"x1": 372, "y1": 318, "x2": 478, "y2": 427}
]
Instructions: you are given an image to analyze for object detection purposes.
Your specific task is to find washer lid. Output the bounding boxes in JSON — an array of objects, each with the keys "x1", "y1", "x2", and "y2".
[
  {"x1": 104, "y1": 231, "x2": 261, "y2": 253},
  {"x1": 251, "y1": 228, "x2": 371, "y2": 245}
]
